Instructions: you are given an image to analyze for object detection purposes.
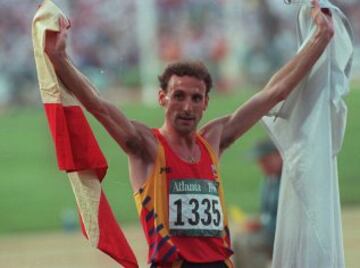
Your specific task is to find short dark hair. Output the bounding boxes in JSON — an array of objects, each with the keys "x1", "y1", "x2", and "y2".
[{"x1": 158, "y1": 61, "x2": 213, "y2": 94}]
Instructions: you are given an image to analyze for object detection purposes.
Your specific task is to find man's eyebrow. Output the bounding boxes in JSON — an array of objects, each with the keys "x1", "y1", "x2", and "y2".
[{"x1": 172, "y1": 88, "x2": 185, "y2": 93}]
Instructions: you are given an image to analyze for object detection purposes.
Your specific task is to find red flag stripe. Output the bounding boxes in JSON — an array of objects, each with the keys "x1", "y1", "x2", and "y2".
[{"x1": 44, "y1": 104, "x2": 107, "y2": 179}]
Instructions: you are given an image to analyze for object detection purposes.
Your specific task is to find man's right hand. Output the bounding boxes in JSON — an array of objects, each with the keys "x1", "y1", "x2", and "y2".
[
  {"x1": 42, "y1": 16, "x2": 157, "y2": 191},
  {"x1": 45, "y1": 17, "x2": 70, "y2": 61}
]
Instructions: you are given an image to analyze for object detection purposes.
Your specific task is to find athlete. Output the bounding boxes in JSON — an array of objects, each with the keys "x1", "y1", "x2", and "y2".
[{"x1": 45, "y1": 1, "x2": 333, "y2": 267}]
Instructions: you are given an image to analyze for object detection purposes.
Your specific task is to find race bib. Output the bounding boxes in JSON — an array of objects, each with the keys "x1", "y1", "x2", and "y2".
[{"x1": 169, "y1": 179, "x2": 224, "y2": 237}]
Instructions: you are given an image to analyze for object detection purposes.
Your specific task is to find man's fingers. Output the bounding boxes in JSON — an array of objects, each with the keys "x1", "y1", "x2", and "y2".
[
  {"x1": 311, "y1": 0, "x2": 320, "y2": 10},
  {"x1": 57, "y1": 17, "x2": 70, "y2": 42},
  {"x1": 309, "y1": 0, "x2": 334, "y2": 40},
  {"x1": 311, "y1": 0, "x2": 332, "y2": 19},
  {"x1": 59, "y1": 16, "x2": 71, "y2": 31},
  {"x1": 311, "y1": 0, "x2": 320, "y2": 17}
]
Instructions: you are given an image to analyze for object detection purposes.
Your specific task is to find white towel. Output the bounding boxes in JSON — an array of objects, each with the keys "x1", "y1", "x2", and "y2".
[{"x1": 262, "y1": 2, "x2": 353, "y2": 267}]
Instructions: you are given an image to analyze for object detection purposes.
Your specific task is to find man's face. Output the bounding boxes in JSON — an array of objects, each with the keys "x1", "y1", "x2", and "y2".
[{"x1": 159, "y1": 75, "x2": 208, "y2": 135}]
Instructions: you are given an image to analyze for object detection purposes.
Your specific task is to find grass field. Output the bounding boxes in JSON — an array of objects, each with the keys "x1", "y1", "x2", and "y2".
[{"x1": 0, "y1": 84, "x2": 359, "y2": 234}]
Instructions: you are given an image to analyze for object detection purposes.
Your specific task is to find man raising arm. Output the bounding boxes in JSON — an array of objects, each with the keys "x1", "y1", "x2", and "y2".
[
  {"x1": 45, "y1": 1, "x2": 333, "y2": 266},
  {"x1": 45, "y1": 18, "x2": 158, "y2": 191},
  {"x1": 199, "y1": 0, "x2": 334, "y2": 156}
]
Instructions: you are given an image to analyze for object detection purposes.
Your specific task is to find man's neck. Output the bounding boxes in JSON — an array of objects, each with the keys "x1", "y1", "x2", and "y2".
[
  {"x1": 159, "y1": 125, "x2": 201, "y2": 163},
  {"x1": 159, "y1": 125, "x2": 197, "y2": 149}
]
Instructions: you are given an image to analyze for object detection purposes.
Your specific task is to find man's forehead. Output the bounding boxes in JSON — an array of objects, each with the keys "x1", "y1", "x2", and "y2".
[{"x1": 168, "y1": 75, "x2": 206, "y2": 91}]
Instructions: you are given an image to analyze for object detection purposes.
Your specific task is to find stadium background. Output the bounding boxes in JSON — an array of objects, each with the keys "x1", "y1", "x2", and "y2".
[{"x1": 0, "y1": 0, "x2": 359, "y2": 267}]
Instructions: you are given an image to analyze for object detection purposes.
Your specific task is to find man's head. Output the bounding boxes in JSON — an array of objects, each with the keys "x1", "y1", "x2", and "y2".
[
  {"x1": 158, "y1": 61, "x2": 213, "y2": 135},
  {"x1": 158, "y1": 61, "x2": 213, "y2": 95},
  {"x1": 253, "y1": 139, "x2": 282, "y2": 176}
]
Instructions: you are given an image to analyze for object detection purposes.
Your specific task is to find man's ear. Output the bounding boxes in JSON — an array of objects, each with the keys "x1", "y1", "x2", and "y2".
[
  {"x1": 158, "y1": 89, "x2": 167, "y2": 107},
  {"x1": 204, "y1": 95, "x2": 209, "y2": 111}
]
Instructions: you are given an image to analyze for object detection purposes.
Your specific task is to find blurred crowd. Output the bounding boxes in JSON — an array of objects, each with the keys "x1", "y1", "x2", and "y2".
[{"x1": 0, "y1": 0, "x2": 359, "y2": 106}]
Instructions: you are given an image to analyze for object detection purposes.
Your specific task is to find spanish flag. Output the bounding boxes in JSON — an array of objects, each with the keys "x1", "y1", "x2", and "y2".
[{"x1": 32, "y1": 1, "x2": 138, "y2": 267}]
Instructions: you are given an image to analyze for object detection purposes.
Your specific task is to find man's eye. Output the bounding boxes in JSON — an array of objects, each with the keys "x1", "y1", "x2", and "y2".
[
  {"x1": 193, "y1": 95, "x2": 203, "y2": 103},
  {"x1": 173, "y1": 93, "x2": 184, "y2": 100}
]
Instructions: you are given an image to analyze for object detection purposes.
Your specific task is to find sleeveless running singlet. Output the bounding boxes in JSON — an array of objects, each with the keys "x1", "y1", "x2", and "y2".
[{"x1": 134, "y1": 129, "x2": 233, "y2": 267}]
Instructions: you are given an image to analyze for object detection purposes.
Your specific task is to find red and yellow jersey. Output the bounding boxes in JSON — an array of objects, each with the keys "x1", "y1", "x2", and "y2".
[{"x1": 134, "y1": 129, "x2": 233, "y2": 267}]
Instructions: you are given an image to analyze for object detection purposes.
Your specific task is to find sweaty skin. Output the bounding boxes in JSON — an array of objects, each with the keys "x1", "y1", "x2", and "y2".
[{"x1": 45, "y1": 0, "x2": 334, "y2": 191}]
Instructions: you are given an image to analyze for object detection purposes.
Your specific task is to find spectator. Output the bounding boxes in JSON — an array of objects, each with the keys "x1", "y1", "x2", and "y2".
[{"x1": 233, "y1": 139, "x2": 282, "y2": 268}]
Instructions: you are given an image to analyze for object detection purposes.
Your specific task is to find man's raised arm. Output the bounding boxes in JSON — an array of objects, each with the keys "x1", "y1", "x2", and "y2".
[
  {"x1": 201, "y1": 0, "x2": 334, "y2": 154},
  {"x1": 45, "y1": 17, "x2": 155, "y2": 159}
]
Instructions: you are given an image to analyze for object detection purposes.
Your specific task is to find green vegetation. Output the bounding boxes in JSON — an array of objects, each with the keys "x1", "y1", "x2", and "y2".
[{"x1": 0, "y1": 84, "x2": 359, "y2": 234}]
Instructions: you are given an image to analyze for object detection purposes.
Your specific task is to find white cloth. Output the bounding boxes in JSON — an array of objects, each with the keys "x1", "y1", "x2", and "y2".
[{"x1": 262, "y1": 2, "x2": 353, "y2": 268}]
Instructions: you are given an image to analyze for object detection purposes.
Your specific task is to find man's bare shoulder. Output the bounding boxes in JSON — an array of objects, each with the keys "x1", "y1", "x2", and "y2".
[
  {"x1": 199, "y1": 116, "x2": 230, "y2": 157},
  {"x1": 131, "y1": 120, "x2": 158, "y2": 152}
]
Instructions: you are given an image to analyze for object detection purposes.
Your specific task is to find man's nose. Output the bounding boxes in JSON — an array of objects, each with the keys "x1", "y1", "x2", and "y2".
[{"x1": 183, "y1": 99, "x2": 193, "y2": 112}]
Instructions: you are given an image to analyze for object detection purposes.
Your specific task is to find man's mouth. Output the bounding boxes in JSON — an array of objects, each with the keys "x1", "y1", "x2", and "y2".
[{"x1": 177, "y1": 115, "x2": 195, "y2": 121}]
